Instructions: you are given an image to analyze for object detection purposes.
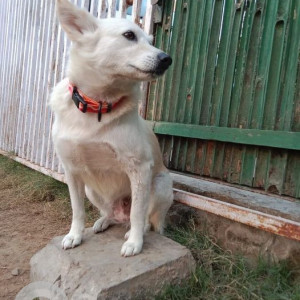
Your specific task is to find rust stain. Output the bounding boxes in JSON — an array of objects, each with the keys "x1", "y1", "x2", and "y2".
[
  {"x1": 203, "y1": 141, "x2": 215, "y2": 176},
  {"x1": 237, "y1": 159, "x2": 241, "y2": 172},
  {"x1": 255, "y1": 179, "x2": 264, "y2": 188},
  {"x1": 174, "y1": 189, "x2": 300, "y2": 242},
  {"x1": 276, "y1": 223, "x2": 300, "y2": 240}
]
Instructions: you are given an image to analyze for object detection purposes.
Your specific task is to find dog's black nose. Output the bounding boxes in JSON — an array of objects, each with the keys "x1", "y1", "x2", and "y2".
[
  {"x1": 155, "y1": 52, "x2": 172, "y2": 75},
  {"x1": 157, "y1": 52, "x2": 172, "y2": 67}
]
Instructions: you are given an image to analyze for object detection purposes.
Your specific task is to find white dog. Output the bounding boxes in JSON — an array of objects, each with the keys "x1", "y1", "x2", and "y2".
[{"x1": 50, "y1": 0, "x2": 173, "y2": 257}]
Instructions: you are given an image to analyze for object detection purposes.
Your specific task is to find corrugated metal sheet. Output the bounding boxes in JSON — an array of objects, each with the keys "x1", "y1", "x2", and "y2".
[
  {"x1": 147, "y1": 0, "x2": 300, "y2": 198},
  {"x1": 0, "y1": 0, "x2": 149, "y2": 177},
  {"x1": 1, "y1": 0, "x2": 299, "y2": 241}
]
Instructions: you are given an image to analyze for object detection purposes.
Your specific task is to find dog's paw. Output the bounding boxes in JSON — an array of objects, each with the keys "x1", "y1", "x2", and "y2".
[
  {"x1": 93, "y1": 217, "x2": 111, "y2": 233},
  {"x1": 62, "y1": 233, "x2": 82, "y2": 250},
  {"x1": 121, "y1": 239, "x2": 143, "y2": 257}
]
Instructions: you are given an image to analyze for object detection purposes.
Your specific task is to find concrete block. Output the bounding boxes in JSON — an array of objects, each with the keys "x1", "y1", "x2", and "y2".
[
  {"x1": 30, "y1": 226, "x2": 195, "y2": 299},
  {"x1": 169, "y1": 203, "x2": 300, "y2": 266}
]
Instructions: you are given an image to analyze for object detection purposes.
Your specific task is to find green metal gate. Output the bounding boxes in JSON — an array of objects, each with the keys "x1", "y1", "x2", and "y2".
[{"x1": 146, "y1": 0, "x2": 300, "y2": 198}]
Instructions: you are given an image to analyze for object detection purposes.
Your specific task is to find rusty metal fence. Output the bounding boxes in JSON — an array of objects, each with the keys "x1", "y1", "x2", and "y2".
[
  {"x1": 147, "y1": 0, "x2": 300, "y2": 199},
  {"x1": 1, "y1": 0, "x2": 300, "y2": 241},
  {"x1": 1, "y1": 0, "x2": 300, "y2": 199},
  {"x1": 0, "y1": 0, "x2": 151, "y2": 181}
]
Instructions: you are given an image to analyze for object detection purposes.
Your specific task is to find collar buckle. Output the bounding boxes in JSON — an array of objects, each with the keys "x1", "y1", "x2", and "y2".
[
  {"x1": 98, "y1": 102, "x2": 102, "y2": 122},
  {"x1": 107, "y1": 103, "x2": 112, "y2": 113},
  {"x1": 72, "y1": 86, "x2": 87, "y2": 113}
]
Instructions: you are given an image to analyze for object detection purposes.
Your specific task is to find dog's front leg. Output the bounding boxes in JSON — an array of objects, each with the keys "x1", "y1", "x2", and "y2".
[
  {"x1": 121, "y1": 162, "x2": 152, "y2": 257},
  {"x1": 62, "y1": 171, "x2": 85, "y2": 249}
]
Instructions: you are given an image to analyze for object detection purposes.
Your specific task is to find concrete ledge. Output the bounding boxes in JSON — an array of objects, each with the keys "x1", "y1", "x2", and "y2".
[
  {"x1": 169, "y1": 203, "x2": 300, "y2": 266},
  {"x1": 30, "y1": 226, "x2": 195, "y2": 299},
  {"x1": 171, "y1": 172, "x2": 300, "y2": 222}
]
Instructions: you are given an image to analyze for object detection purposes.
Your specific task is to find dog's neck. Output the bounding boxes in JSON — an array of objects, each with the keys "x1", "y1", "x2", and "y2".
[{"x1": 68, "y1": 77, "x2": 140, "y2": 104}]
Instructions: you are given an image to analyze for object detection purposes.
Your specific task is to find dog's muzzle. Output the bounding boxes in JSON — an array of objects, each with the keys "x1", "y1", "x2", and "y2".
[{"x1": 155, "y1": 52, "x2": 172, "y2": 75}]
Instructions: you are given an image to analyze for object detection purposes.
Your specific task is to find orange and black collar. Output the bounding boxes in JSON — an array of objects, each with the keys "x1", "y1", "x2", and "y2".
[{"x1": 68, "y1": 82, "x2": 125, "y2": 122}]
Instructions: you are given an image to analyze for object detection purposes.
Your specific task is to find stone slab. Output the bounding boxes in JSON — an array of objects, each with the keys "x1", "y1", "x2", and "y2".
[{"x1": 30, "y1": 226, "x2": 195, "y2": 299}]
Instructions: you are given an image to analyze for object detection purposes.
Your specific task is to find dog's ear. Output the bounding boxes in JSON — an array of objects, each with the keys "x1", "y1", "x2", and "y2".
[{"x1": 56, "y1": 0, "x2": 98, "y2": 41}]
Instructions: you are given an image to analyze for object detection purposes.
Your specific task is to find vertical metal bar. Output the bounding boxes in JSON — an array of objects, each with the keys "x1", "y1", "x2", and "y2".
[
  {"x1": 187, "y1": 0, "x2": 215, "y2": 175},
  {"x1": 3, "y1": 0, "x2": 15, "y2": 152},
  {"x1": 38, "y1": 0, "x2": 55, "y2": 166},
  {"x1": 1, "y1": 0, "x2": 12, "y2": 150},
  {"x1": 15, "y1": 0, "x2": 31, "y2": 157},
  {"x1": 283, "y1": 152, "x2": 300, "y2": 198},
  {"x1": 260, "y1": 1, "x2": 291, "y2": 195},
  {"x1": 207, "y1": 1, "x2": 235, "y2": 179},
  {"x1": 144, "y1": 0, "x2": 153, "y2": 34},
  {"x1": 198, "y1": 0, "x2": 224, "y2": 177},
  {"x1": 40, "y1": 0, "x2": 58, "y2": 167},
  {"x1": 163, "y1": 0, "x2": 185, "y2": 122},
  {"x1": 226, "y1": 1, "x2": 264, "y2": 185},
  {"x1": 146, "y1": 1, "x2": 165, "y2": 121},
  {"x1": 4, "y1": 1, "x2": 14, "y2": 151},
  {"x1": 0, "y1": 1, "x2": 5, "y2": 149},
  {"x1": 250, "y1": 1, "x2": 279, "y2": 129},
  {"x1": 237, "y1": 1, "x2": 261, "y2": 186},
  {"x1": 33, "y1": 0, "x2": 48, "y2": 163},
  {"x1": 50, "y1": 20, "x2": 65, "y2": 171},
  {"x1": 147, "y1": 0, "x2": 175, "y2": 167},
  {"x1": 25, "y1": 0, "x2": 41, "y2": 160},
  {"x1": 176, "y1": 0, "x2": 200, "y2": 124},
  {"x1": 132, "y1": 0, "x2": 142, "y2": 24},
  {"x1": 277, "y1": 0, "x2": 300, "y2": 131},
  {"x1": 162, "y1": 0, "x2": 187, "y2": 170},
  {"x1": 173, "y1": 0, "x2": 206, "y2": 173},
  {"x1": 199, "y1": 0, "x2": 223, "y2": 126},
  {"x1": 89, "y1": 0, "x2": 97, "y2": 15},
  {"x1": 99, "y1": 0, "x2": 107, "y2": 18},
  {"x1": 173, "y1": 0, "x2": 203, "y2": 171},
  {"x1": 108, "y1": 0, "x2": 117, "y2": 17},
  {"x1": 120, "y1": 0, "x2": 128, "y2": 18},
  {"x1": 10, "y1": 0, "x2": 25, "y2": 155},
  {"x1": 154, "y1": 0, "x2": 175, "y2": 121},
  {"x1": 21, "y1": 0, "x2": 39, "y2": 159},
  {"x1": 209, "y1": 1, "x2": 236, "y2": 126},
  {"x1": 31, "y1": 0, "x2": 51, "y2": 164},
  {"x1": 27, "y1": 0, "x2": 44, "y2": 162},
  {"x1": 250, "y1": 0, "x2": 279, "y2": 192}
]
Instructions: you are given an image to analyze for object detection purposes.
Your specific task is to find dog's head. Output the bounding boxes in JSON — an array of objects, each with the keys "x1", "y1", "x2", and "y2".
[{"x1": 56, "y1": 0, "x2": 172, "y2": 83}]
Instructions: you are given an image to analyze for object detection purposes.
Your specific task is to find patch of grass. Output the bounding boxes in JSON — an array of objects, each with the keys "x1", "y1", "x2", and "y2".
[
  {"x1": 0, "y1": 155, "x2": 68, "y2": 200},
  {"x1": 156, "y1": 222, "x2": 300, "y2": 300},
  {"x1": 0, "y1": 155, "x2": 98, "y2": 224}
]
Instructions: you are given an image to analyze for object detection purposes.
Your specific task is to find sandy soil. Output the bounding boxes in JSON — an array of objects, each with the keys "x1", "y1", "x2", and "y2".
[{"x1": 0, "y1": 181, "x2": 70, "y2": 299}]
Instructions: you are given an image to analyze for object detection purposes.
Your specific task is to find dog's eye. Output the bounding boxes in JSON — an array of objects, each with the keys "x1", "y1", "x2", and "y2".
[{"x1": 123, "y1": 31, "x2": 136, "y2": 41}]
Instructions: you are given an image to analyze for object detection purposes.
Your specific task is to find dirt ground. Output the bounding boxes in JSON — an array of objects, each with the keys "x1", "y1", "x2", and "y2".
[
  {"x1": 0, "y1": 160, "x2": 72, "y2": 299},
  {"x1": 0, "y1": 202, "x2": 70, "y2": 299}
]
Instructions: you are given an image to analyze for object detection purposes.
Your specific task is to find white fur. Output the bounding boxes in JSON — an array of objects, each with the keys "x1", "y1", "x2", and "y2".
[{"x1": 50, "y1": 0, "x2": 173, "y2": 257}]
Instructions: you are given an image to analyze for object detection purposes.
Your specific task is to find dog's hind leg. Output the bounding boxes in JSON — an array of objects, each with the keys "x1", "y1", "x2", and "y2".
[
  {"x1": 149, "y1": 172, "x2": 173, "y2": 234},
  {"x1": 62, "y1": 171, "x2": 85, "y2": 250},
  {"x1": 85, "y1": 186, "x2": 116, "y2": 233}
]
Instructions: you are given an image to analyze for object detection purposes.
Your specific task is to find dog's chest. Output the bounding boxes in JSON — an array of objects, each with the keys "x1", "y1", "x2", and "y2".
[{"x1": 56, "y1": 137, "x2": 119, "y2": 172}]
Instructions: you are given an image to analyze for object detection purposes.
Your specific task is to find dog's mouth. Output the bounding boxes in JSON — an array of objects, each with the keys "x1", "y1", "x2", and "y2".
[{"x1": 129, "y1": 64, "x2": 166, "y2": 77}]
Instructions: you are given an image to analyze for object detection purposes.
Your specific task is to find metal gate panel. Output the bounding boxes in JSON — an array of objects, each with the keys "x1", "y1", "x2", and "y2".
[
  {"x1": 0, "y1": 0, "x2": 149, "y2": 177},
  {"x1": 147, "y1": 0, "x2": 300, "y2": 198}
]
